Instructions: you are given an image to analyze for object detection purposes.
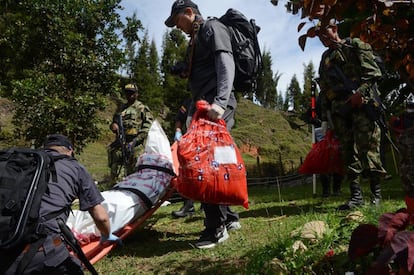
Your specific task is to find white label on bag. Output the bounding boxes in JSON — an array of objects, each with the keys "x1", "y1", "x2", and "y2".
[{"x1": 214, "y1": 146, "x2": 237, "y2": 164}]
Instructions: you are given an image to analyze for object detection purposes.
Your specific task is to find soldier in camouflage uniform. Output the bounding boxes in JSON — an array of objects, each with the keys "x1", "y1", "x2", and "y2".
[
  {"x1": 316, "y1": 20, "x2": 386, "y2": 210},
  {"x1": 108, "y1": 84, "x2": 153, "y2": 180},
  {"x1": 389, "y1": 97, "x2": 414, "y2": 214}
]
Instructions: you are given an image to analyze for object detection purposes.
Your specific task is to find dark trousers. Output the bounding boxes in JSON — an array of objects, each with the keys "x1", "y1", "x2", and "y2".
[
  {"x1": 203, "y1": 203, "x2": 239, "y2": 229},
  {"x1": 5, "y1": 255, "x2": 83, "y2": 275}
]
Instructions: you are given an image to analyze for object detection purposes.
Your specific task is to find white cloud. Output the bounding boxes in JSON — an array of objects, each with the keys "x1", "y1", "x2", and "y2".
[{"x1": 120, "y1": 0, "x2": 325, "y2": 95}]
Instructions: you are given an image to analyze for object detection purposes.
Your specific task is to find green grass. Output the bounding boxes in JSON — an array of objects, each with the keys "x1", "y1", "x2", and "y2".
[
  {"x1": 92, "y1": 176, "x2": 405, "y2": 274},
  {"x1": 1, "y1": 96, "x2": 406, "y2": 273}
]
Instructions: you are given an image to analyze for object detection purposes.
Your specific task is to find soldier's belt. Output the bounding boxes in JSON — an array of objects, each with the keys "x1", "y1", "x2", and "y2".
[{"x1": 126, "y1": 128, "x2": 138, "y2": 135}]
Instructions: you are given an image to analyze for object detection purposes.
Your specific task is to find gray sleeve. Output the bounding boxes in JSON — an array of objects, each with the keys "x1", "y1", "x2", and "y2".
[
  {"x1": 214, "y1": 51, "x2": 235, "y2": 109},
  {"x1": 77, "y1": 164, "x2": 105, "y2": 211}
]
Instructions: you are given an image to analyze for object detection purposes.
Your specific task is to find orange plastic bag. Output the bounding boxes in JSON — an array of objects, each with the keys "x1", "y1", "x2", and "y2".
[
  {"x1": 176, "y1": 101, "x2": 248, "y2": 209},
  {"x1": 299, "y1": 130, "x2": 344, "y2": 175}
]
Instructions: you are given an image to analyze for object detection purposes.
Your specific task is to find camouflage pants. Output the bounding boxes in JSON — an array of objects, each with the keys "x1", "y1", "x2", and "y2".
[
  {"x1": 332, "y1": 101, "x2": 386, "y2": 184},
  {"x1": 107, "y1": 140, "x2": 145, "y2": 180},
  {"x1": 398, "y1": 127, "x2": 414, "y2": 197}
]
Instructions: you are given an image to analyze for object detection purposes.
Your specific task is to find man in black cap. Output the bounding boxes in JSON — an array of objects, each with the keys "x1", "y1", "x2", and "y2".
[
  {"x1": 5, "y1": 134, "x2": 120, "y2": 274},
  {"x1": 165, "y1": 0, "x2": 241, "y2": 249}
]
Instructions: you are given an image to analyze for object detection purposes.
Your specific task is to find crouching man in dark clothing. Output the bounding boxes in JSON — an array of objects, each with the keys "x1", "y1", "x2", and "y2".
[{"x1": 5, "y1": 134, "x2": 119, "y2": 274}]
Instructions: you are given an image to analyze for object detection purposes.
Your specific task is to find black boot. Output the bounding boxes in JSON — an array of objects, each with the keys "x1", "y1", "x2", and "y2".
[
  {"x1": 337, "y1": 177, "x2": 364, "y2": 210},
  {"x1": 370, "y1": 174, "x2": 382, "y2": 206},
  {"x1": 172, "y1": 199, "x2": 195, "y2": 218}
]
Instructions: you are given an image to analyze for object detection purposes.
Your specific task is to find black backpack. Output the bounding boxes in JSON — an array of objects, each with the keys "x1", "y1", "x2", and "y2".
[
  {"x1": 0, "y1": 148, "x2": 67, "y2": 273},
  {"x1": 217, "y1": 9, "x2": 263, "y2": 94}
]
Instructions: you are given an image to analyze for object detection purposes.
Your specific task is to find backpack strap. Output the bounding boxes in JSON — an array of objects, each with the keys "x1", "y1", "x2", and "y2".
[{"x1": 16, "y1": 152, "x2": 72, "y2": 274}]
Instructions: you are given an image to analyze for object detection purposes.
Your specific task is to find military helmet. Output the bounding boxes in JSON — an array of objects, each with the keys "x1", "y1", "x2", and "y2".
[{"x1": 124, "y1": 83, "x2": 138, "y2": 93}]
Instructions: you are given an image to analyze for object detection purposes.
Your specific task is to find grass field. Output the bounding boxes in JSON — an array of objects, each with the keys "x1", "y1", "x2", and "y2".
[{"x1": 91, "y1": 174, "x2": 405, "y2": 274}]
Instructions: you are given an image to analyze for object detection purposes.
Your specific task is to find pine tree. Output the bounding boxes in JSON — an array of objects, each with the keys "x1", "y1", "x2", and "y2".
[
  {"x1": 256, "y1": 50, "x2": 277, "y2": 109},
  {"x1": 122, "y1": 13, "x2": 143, "y2": 79},
  {"x1": 131, "y1": 32, "x2": 163, "y2": 114},
  {"x1": 160, "y1": 29, "x2": 190, "y2": 136},
  {"x1": 296, "y1": 61, "x2": 316, "y2": 115},
  {"x1": 286, "y1": 74, "x2": 301, "y2": 112}
]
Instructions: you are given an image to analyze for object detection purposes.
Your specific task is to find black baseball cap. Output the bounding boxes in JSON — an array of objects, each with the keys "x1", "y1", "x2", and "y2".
[
  {"x1": 44, "y1": 134, "x2": 73, "y2": 150},
  {"x1": 165, "y1": 0, "x2": 198, "y2": 27}
]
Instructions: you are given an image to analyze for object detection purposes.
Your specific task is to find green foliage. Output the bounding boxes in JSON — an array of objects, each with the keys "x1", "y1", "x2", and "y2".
[
  {"x1": 131, "y1": 32, "x2": 164, "y2": 115},
  {"x1": 11, "y1": 72, "x2": 107, "y2": 149},
  {"x1": 256, "y1": 50, "x2": 278, "y2": 109},
  {"x1": 286, "y1": 74, "x2": 301, "y2": 111},
  {"x1": 0, "y1": 0, "x2": 124, "y2": 149},
  {"x1": 298, "y1": 61, "x2": 317, "y2": 115},
  {"x1": 122, "y1": 12, "x2": 144, "y2": 78},
  {"x1": 160, "y1": 29, "x2": 191, "y2": 136},
  {"x1": 0, "y1": 0, "x2": 123, "y2": 150}
]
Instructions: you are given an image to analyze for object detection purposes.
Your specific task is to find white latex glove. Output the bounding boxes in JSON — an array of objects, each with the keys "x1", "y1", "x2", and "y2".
[
  {"x1": 321, "y1": 121, "x2": 328, "y2": 136},
  {"x1": 207, "y1": 103, "x2": 225, "y2": 121}
]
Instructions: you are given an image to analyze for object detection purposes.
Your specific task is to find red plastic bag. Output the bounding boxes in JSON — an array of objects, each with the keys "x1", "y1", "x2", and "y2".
[
  {"x1": 176, "y1": 100, "x2": 248, "y2": 209},
  {"x1": 299, "y1": 130, "x2": 344, "y2": 175}
]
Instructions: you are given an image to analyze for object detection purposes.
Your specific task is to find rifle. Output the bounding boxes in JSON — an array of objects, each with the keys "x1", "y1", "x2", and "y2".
[
  {"x1": 115, "y1": 114, "x2": 128, "y2": 177},
  {"x1": 364, "y1": 94, "x2": 400, "y2": 155},
  {"x1": 57, "y1": 218, "x2": 98, "y2": 275}
]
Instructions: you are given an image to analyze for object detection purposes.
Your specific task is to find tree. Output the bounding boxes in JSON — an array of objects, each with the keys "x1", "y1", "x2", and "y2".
[
  {"x1": 276, "y1": 92, "x2": 285, "y2": 111},
  {"x1": 1, "y1": 0, "x2": 124, "y2": 149},
  {"x1": 286, "y1": 74, "x2": 302, "y2": 112},
  {"x1": 272, "y1": 0, "x2": 414, "y2": 96},
  {"x1": 298, "y1": 61, "x2": 316, "y2": 115},
  {"x1": 256, "y1": 50, "x2": 277, "y2": 109},
  {"x1": 160, "y1": 29, "x2": 190, "y2": 136},
  {"x1": 122, "y1": 12, "x2": 144, "y2": 79},
  {"x1": 131, "y1": 32, "x2": 163, "y2": 114}
]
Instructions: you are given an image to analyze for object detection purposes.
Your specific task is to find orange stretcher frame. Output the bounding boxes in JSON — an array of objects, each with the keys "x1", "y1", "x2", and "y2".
[{"x1": 79, "y1": 142, "x2": 179, "y2": 265}]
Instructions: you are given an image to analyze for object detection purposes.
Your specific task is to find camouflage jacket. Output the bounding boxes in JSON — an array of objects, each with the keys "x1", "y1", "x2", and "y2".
[
  {"x1": 318, "y1": 38, "x2": 382, "y2": 120},
  {"x1": 113, "y1": 100, "x2": 153, "y2": 143}
]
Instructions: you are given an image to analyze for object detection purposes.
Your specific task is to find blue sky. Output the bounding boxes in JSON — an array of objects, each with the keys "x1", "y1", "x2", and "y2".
[{"x1": 120, "y1": 0, "x2": 325, "y2": 95}]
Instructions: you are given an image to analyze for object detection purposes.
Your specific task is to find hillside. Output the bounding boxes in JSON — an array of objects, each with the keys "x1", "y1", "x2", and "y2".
[
  {"x1": 0, "y1": 97, "x2": 312, "y2": 181},
  {"x1": 233, "y1": 98, "x2": 311, "y2": 170}
]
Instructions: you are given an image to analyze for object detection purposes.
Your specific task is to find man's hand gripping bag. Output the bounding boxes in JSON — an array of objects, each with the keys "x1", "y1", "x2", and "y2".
[{"x1": 176, "y1": 101, "x2": 248, "y2": 209}]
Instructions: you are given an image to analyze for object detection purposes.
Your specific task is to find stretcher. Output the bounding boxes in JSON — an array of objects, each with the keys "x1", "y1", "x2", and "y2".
[{"x1": 80, "y1": 142, "x2": 179, "y2": 265}]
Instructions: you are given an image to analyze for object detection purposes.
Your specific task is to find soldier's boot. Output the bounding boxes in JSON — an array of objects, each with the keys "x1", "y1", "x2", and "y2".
[
  {"x1": 172, "y1": 199, "x2": 195, "y2": 218},
  {"x1": 337, "y1": 177, "x2": 364, "y2": 210},
  {"x1": 369, "y1": 175, "x2": 382, "y2": 207}
]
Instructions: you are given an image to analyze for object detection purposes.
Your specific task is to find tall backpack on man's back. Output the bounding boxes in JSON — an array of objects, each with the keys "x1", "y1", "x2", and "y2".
[
  {"x1": 0, "y1": 148, "x2": 57, "y2": 272},
  {"x1": 0, "y1": 148, "x2": 74, "y2": 273},
  {"x1": 217, "y1": 9, "x2": 263, "y2": 94},
  {"x1": 0, "y1": 147, "x2": 98, "y2": 274}
]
